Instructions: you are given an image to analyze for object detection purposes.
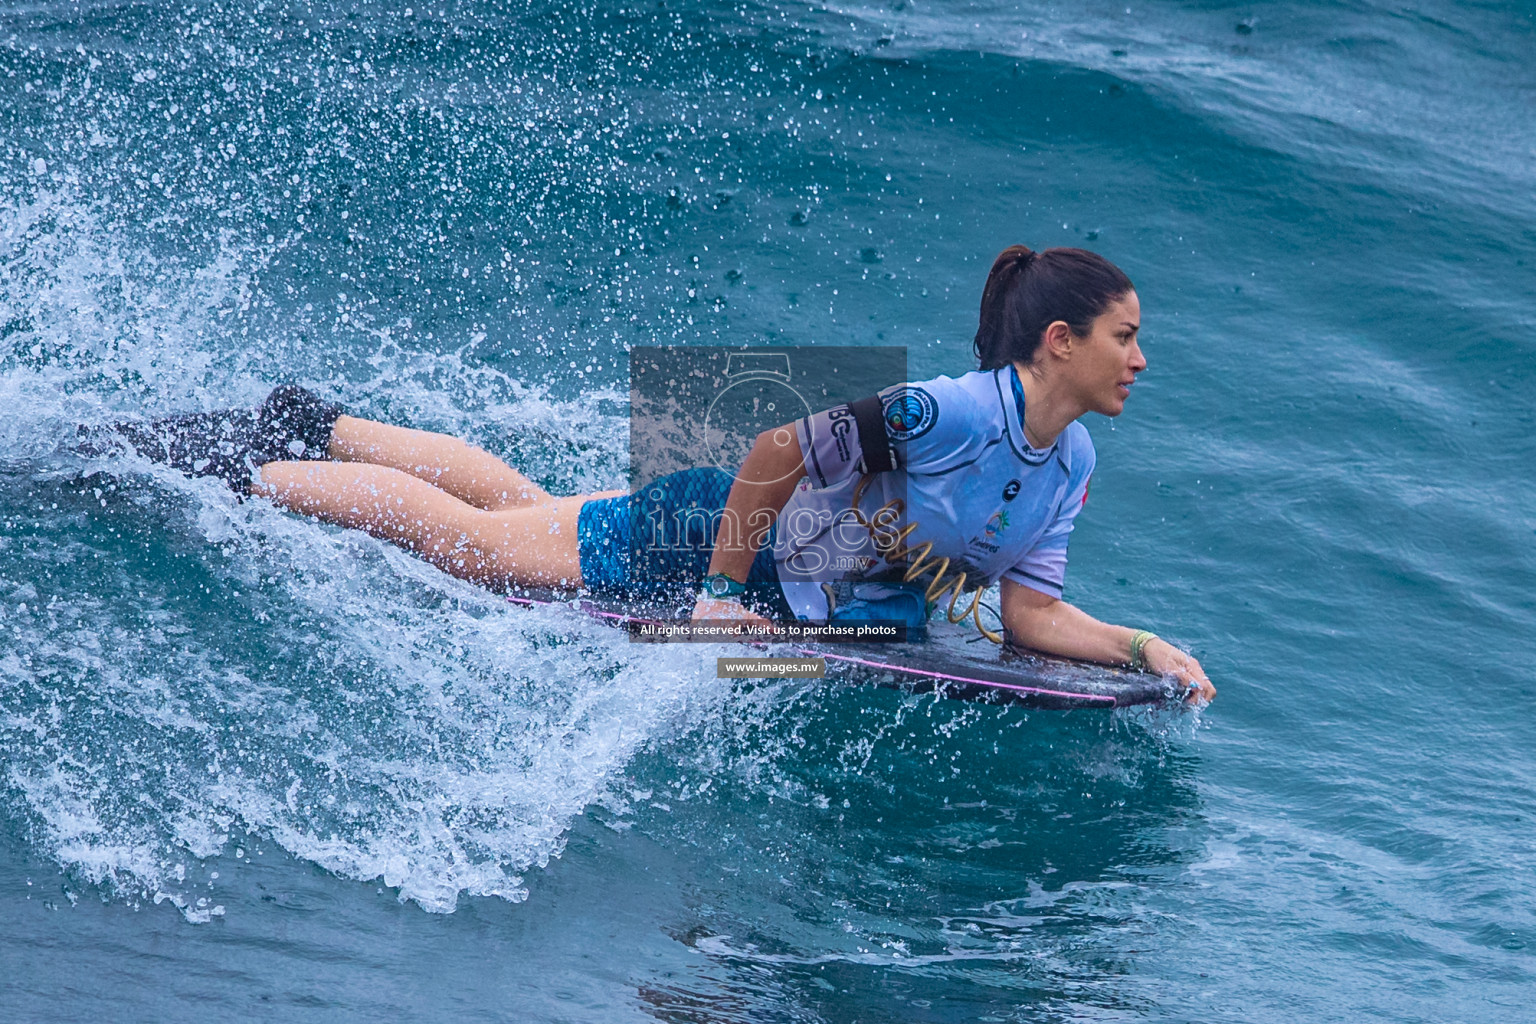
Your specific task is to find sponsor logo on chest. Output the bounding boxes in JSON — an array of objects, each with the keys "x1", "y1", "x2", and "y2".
[{"x1": 967, "y1": 507, "x2": 1010, "y2": 555}]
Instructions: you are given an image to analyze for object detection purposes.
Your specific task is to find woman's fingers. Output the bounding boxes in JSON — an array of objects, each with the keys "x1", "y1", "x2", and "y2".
[
  {"x1": 1181, "y1": 675, "x2": 1217, "y2": 704},
  {"x1": 1144, "y1": 639, "x2": 1216, "y2": 704},
  {"x1": 1178, "y1": 660, "x2": 1216, "y2": 704}
]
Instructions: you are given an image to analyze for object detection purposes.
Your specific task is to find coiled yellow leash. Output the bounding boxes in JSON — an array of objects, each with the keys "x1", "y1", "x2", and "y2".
[{"x1": 847, "y1": 474, "x2": 1004, "y2": 643}]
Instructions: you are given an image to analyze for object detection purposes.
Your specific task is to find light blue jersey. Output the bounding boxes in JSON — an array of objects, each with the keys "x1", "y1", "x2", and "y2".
[{"x1": 773, "y1": 365, "x2": 1095, "y2": 620}]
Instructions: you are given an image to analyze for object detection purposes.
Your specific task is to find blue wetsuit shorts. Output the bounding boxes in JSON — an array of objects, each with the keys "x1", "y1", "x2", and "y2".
[{"x1": 576, "y1": 468, "x2": 792, "y2": 619}]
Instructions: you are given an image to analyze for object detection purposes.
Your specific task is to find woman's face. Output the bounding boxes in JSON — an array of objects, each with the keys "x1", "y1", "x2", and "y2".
[{"x1": 1070, "y1": 291, "x2": 1145, "y2": 417}]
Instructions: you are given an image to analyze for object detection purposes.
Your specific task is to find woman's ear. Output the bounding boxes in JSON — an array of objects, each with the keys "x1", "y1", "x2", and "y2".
[{"x1": 1040, "y1": 319, "x2": 1075, "y2": 360}]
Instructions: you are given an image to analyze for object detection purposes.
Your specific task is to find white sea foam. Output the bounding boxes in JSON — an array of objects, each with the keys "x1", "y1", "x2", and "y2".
[{"x1": 0, "y1": 182, "x2": 738, "y2": 919}]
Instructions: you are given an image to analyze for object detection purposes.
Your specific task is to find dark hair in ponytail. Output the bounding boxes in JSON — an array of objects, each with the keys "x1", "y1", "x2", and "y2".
[{"x1": 973, "y1": 245, "x2": 1135, "y2": 370}]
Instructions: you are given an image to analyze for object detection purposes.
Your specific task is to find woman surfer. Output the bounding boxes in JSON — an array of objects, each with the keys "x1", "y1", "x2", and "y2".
[{"x1": 107, "y1": 245, "x2": 1215, "y2": 702}]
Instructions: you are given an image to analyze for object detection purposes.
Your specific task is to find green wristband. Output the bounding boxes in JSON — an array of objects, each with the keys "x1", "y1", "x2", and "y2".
[{"x1": 1129, "y1": 630, "x2": 1158, "y2": 671}]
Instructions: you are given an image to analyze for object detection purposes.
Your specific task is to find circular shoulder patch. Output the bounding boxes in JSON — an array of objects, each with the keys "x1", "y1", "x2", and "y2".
[{"x1": 881, "y1": 386, "x2": 937, "y2": 442}]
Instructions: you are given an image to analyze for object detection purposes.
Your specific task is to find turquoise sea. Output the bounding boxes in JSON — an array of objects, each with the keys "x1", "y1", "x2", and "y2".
[{"x1": 2, "y1": 1, "x2": 1533, "y2": 1020}]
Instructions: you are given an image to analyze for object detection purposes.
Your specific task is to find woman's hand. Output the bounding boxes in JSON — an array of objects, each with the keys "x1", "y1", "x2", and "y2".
[
  {"x1": 1143, "y1": 638, "x2": 1216, "y2": 703},
  {"x1": 690, "y1": 596, "x2": 773, "y2": 629}
]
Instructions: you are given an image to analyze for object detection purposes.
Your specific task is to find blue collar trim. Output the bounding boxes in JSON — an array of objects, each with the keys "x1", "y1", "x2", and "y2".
[{"x1": 1008, "y1": 365, "x2": 1058, "y2": 464}]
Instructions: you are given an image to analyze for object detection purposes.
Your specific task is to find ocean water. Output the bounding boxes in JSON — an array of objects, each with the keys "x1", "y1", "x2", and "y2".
[{"x1": 2, "y1": 0, "x2": 1533, "y2": 1020}]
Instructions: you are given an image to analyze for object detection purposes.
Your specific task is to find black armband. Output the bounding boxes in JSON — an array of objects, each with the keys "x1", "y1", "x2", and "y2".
[{"x1": 848, "y1": 393, "x2": 894, "y2": 475}]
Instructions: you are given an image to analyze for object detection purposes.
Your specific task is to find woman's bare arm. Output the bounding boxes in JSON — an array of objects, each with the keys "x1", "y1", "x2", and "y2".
[
  {"x1": 692, "y1": 424, "x2": 805, "y2": 621},
  {"x1": 703, "y1": 424, "x2": 805, "y2": 581},
  {"x1": 1001, "y1": 579, "x2": 1215, "y2": 701}
]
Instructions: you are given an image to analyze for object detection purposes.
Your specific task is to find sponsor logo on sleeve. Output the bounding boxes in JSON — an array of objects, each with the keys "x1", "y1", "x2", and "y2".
[
  {"x1": 826, "y1": 405, "x2": 854, "y2": 464},
  {"x1": 881, "y1": 387, "x2": 937, "y2": 442}
]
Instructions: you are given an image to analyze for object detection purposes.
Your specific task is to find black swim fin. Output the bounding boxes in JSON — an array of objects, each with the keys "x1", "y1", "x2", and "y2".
[
  {"x1": 255, "y1": 383, "x2": 344, "y2": 463},
  {"x1": 85, "y1": 384, "x2": 345, "y2": 493},
  {"x1": 110, "y1": 408, "x2": 263, "y2": 491}
]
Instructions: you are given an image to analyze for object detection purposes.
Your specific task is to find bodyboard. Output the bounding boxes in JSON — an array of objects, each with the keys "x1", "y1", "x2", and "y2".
[{"x1": 505, "y1": 590, "x2": 1170, "y2": 710}]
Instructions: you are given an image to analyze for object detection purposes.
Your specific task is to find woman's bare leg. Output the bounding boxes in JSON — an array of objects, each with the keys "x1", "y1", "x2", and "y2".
[
  {"x1": 325, "y1": 415, "x2": 555, "y2": 511},
  {"x1": 325, "y1": 414, "x2": 626, "y2": 510},
  {"x1": 254, "y1": 460, "x2": 588, "y2": 589}
]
